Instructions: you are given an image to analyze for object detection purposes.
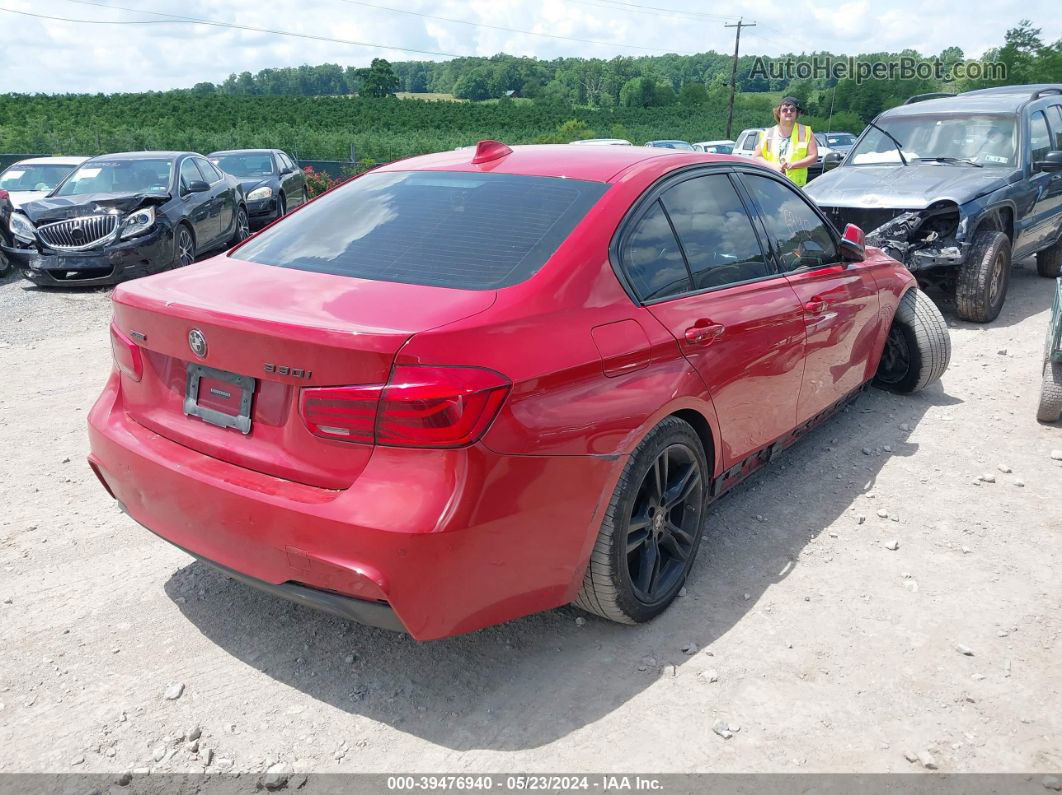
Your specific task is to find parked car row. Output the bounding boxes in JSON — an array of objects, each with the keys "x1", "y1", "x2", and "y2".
[{"x1": 0, "y1": 149, "x2": 306, "y2": 285}]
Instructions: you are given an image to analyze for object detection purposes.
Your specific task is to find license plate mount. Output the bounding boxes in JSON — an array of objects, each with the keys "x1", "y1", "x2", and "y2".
[{"x1": 183, "y1": 364, "x2": 255, "y2": 434}]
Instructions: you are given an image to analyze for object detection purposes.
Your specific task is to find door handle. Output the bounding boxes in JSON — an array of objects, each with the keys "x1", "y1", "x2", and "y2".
[
  {"x1": 684, "y1": 323, "x2": 725, "y2": 345},
  {"x1": 803, "y1": 298, "x2": 829, "y2": 314}
]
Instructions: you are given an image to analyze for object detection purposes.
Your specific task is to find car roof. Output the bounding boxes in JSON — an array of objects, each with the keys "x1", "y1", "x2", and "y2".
[
  {"x1": 646, "y1": 140, "x2": 691, "y2": 144},
  {"x1": 374, "y1": 144, "x2": 739, "y2": 183},
  {"x1": 86, "y1": 151, "x2": 192, "y2": 161},
  {"x1": 885, "y1": 85, "x2": 1062, "y2": 118},
  {"x1": 208, "y1": 149, "x2": 278, "y2": 156},
  {"x1": 6, "y1": 156, "x2": 88, "y2": 167},
  {"x1": 693, "y1": 140, "x2": 734, "y2": 145},
  {"x1": 960, "y1": 83, "x2": 1062, "y2": 97}
]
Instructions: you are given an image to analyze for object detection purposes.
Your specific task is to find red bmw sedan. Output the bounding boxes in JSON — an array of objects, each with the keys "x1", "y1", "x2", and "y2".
[{"x1": 88, "y1": 142, "x2": 950, "y2": 640}]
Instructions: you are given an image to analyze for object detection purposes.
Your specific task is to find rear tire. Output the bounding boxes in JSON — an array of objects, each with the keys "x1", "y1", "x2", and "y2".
[
  {"x1": 874, "y1": 288, "x2": 951, "y2": 394},
  {"x1": 956, "y1": 229, "x2": 1010, "y2": 322},
  {"x1": 574, "y1": 417, "x2": 708, "y2": 624},
  {"x1": 1037, "y1": 238, "x2": 1062, "y2": 278},
  {"x1": 1037, "y1": 359, "x2": 1062, "y2": 423}
]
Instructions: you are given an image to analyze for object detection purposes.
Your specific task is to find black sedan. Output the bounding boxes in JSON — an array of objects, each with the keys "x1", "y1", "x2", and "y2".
[
  {"x1": 208, "y1": 149, "x2": 307, "y2": 229},
  {"x1": 2, "y1": 151, "x2": 249, "y2": 287}
]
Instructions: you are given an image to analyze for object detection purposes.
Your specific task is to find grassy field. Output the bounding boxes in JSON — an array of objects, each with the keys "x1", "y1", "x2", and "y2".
[{"x1": 394, "y1": 92, "x2": 464, "y2": 102}]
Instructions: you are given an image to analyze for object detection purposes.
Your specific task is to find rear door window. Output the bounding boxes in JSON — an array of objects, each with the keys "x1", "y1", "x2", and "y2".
[
  {"x1": 1047, "y1": 106, "x2": 1062, "y2": 150},
  {"x1": 234, "y1": 171, "x2": 609, "y2": 289},
  {"x1": 660, "y1": 174, "x2": 769, "y2": 289},
  {"x1": 1030, "y1": 111, "x2": 1051, "y2": 163},
  {"x1": 621, "y1": 200, "x2": 691, "y2": 301},
  {"x1": 195, "y1": 158, "x2": 223, "y2": 183}
]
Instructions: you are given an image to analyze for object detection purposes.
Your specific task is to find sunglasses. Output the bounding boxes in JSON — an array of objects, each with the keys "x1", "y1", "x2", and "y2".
[{"x1": 780, "y1": 105, "x2": 798, "y2": 112}]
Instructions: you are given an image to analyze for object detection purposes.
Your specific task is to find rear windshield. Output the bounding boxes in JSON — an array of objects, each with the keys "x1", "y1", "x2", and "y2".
[
  {"x1": 0, "y1": 163, "x2": 78, "y2": 192},
  {"x1": 234, "y1": 171, "x2": 609, "y2": 289}
]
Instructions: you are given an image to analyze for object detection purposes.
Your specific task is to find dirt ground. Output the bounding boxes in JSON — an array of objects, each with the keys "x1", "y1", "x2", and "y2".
[{"x1": 0, "y1": 259, "x2": 1059, "y2": 777}]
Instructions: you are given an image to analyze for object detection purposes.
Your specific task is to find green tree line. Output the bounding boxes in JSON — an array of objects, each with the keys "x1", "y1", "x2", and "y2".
[{"x1": 0, "y1": 20, "x2": 1056, "y2": 162}]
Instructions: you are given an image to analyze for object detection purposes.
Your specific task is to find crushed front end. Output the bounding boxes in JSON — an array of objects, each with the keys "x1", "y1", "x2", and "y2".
[
  {"x1": 821, "y1": 201, "x2": 966, "y2": 274},
  {"x1": 2, "y1": 193, "x2": 173, "y2": 286}
]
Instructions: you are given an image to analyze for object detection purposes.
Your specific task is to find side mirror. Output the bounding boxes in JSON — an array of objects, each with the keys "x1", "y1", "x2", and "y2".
[
  {"x1": 1035, "y1": 150, "x2": 1062, "y2": 172},
  {"x1": 185, "y1": 180, "x2": 210, "y2": 193},
  {"x1": 823, "y1": 152, "x2": 844, "y2": 172},
  {"x1": 840, "y1": 223, "x2": 866, "y2": 262}
]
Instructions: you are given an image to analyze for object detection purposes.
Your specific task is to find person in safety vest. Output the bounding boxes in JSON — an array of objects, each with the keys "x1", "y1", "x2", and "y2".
[{"x1": 752, "y1": 96, "x2": 819, "y2": 187}]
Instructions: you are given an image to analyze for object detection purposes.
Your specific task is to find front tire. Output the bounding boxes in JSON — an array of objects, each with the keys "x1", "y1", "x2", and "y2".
[
  {"x1": 173, "y1": 225, "x2": 196, "y2": 268},
  {"x1": 574, "y1": 417, "x2": 708, "y2": 624},
  {"x1": 230, "y1": 206, "x2": 250, "y2": 245},
  {"x1": 956, "y1": 229, "x2": 1010, "y2": 322},
  {"x1": 1037, "y1": 238, "x2": 1062, "y2": 278},
  {"x1": 1037, "y1": 357, "x2": 1062, "y2": 423},
  {"x1": 874, "y1": 288, "x2": 951, "y2": 393},
  {"x1": 277, "y1": 194, "x2": 287, "y2": 218}
]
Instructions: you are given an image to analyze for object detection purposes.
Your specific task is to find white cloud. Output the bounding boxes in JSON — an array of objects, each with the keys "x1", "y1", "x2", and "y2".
[{"x1": 0, "y1": 0, "x2": 1056, "y2": 93}]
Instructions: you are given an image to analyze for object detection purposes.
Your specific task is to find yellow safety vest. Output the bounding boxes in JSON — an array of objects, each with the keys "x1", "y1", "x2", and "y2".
[{"x1": 760, "y1": 124, "x2": 811, "y2": 187}]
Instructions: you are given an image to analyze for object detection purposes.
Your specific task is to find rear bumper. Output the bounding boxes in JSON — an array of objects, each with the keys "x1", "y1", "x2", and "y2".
[
  {"x1": 5, "y1": 227, "x2": 171, "y2": 286},
  {"x1": 87, "y1": 372, "x2": 618, "y2": 640},
  {"x1": 141, "y1": 528, "x2": 404, "y2": 632}
]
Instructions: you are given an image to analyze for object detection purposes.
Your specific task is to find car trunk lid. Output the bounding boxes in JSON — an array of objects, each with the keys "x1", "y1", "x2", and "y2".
[{"x1": 111, "y1": 257, "x2": 497, "y2": 489}]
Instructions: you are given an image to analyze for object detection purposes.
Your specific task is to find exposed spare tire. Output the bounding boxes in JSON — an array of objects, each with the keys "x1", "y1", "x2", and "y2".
[
  {"x1": 874, "y1": 288, "x2": 951, "y2": 394},
  {"x1": 956, "y1": 229, "x2": 1010, "y2": 322}
]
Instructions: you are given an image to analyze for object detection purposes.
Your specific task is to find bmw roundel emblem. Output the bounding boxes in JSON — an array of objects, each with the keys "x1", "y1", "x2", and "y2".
[{"x1": 188, "y1": 328, "x2": 208, "y2": 358}]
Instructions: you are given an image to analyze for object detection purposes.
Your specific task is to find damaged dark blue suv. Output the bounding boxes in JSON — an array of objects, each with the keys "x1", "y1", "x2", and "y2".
[
  {"x1": 806, "y1": 84, "x2": 1062, "y2": 322},
  {"x1": 3, "y1": 151, "x2": 249, "y2": 286}
]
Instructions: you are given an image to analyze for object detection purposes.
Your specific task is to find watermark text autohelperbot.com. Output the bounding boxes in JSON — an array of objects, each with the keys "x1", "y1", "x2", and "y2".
[{"x1": 749, "y1": 56, "x2": 1006, "y2": 85}]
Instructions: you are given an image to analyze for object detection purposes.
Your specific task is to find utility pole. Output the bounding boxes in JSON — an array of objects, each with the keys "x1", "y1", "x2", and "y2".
[{"x1": 724, "y1": 18, "x2": 755, "y2": 139}]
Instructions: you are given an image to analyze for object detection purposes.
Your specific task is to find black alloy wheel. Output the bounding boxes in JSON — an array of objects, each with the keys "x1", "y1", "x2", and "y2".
[
  {"x1": 233, "y1": 207, "x2": 250, "y2": 243},
  {"x1": 574, "y1": 417, "x2": 709, "y2": 624},
  {"x1": 876, "y1": 324, "x2": 912, "y2": 386},
  {"x1": 625, "y1": 444, "x2": 704, "y2": 604},
  {"x1": 176, "y1": 226, "x2": 195, "y2": 267}
]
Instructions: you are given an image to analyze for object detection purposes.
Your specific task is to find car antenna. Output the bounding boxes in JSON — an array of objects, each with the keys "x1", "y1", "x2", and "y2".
[
  {"x1": 471, "y1": 140, "x2": 512, "y2": 164},
  {"x1": 866, "y1": 120, "x2": 908, "y2": 166}
]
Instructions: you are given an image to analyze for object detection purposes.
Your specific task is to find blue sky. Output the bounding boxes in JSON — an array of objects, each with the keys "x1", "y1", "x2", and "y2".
[{"x1": 0, "y1": 0, "x2": 1057, "y2": 94}]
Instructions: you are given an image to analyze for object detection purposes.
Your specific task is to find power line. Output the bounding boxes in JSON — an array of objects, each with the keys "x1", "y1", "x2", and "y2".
[
  {"x1": 572, "y1": 0, "x2": 740, "y2": 22},
  {"x1": 38, "y1": 0, "x2": 469, "y2": 57},
  {"x1": 0, "y1": 7, "x2": 179, "y2": 25},
  {"x1": 334, "y1": 0, "x2": 692, "y2": 54}
]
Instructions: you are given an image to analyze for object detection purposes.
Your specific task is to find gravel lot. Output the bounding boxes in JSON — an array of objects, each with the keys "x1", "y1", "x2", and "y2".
[{"x1": 0, "y1": 260, "x2": 1060, "y2": 777}]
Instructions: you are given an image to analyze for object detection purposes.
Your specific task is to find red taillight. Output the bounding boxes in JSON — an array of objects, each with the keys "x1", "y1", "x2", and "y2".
[
  {"x1": 109, "y1": 324, "x2": 143, "y2": 382},
  {"x1": 299, "y1": 384, "x2": 381, "y2": 443},
  {"x1": 299, "y1": 366, "x2": 511, "y2": 449},
  {"x1": 377, "y1": 366, "x2": 512, "y2": 448}
]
